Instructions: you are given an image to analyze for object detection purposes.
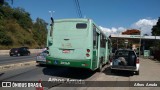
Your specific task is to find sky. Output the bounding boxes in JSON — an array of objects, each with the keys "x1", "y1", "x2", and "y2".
[{"x1": 9, "y1": 0, "x2": 160, "y2": 35}]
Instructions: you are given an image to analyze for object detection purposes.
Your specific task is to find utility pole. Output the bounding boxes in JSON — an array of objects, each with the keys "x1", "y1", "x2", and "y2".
[
  {"x1": 139, "y1": 28, "x2": 141, "y2": 57},
  {"x1": 117, "y1": 38, "x2": 118, "y2": 50},
  {"x1": 49, "y1": 11, "x2": 55, "y2": 19},
  {"x1": 49, "y1": 11, "x2": 55, "y2": 37}
]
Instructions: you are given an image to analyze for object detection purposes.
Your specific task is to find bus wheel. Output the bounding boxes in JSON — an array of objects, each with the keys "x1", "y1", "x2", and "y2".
[
  {"x1": 97, "y1": 63, "x2": 103, "y2": 72},
  {"x1": 111, "y1": 69, "x2": 115, "y2": 73}
]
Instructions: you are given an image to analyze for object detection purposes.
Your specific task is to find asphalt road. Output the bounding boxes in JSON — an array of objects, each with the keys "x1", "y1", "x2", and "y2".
[
  {"x1": 0, "y1": 58, "x2": 160, "y2": 90},
  {"x1": 0, "y1": 64, "x2": 98, "y2": 90},
  {"x1": 0, "y1": 54, "x2": 37, "y2": 65}
]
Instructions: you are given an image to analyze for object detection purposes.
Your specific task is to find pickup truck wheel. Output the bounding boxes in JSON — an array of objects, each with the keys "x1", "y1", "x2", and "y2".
[
  {"x1": 111, "y1": 69, "x2": 115, "y2": 73},
  {"x1": 135, "y1": 70, "x2": 139, "y2": 75}
]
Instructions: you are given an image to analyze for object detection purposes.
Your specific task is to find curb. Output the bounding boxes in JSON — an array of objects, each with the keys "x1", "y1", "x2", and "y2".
[{"x1": 0, "y1": 61, "x2": 37, "y2": 72}]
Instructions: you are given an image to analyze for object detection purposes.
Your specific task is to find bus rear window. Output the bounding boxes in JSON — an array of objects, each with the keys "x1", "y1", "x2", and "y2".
[{"x1": 76, "y1": 23, "x2": 87, "y2": 29}]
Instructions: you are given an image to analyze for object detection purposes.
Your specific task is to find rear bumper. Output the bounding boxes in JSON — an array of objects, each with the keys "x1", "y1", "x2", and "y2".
[
  {"x1": 46, "y1": 56, "x2": 91, "y2": 69},
  {"x1": 111, "y1": 66, "x2": 138, "y2": 71},
  {"x1": 36, "y1": 61, "x2": 46, "y2": 64}
]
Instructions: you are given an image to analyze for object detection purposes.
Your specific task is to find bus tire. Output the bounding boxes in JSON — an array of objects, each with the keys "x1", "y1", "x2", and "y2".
[
  {"x1": 97, "y1": 63, "x2": 103, "y2": 72},
  {"x1": 97, "y1": 58, "x2": 103, "y2": 72}
]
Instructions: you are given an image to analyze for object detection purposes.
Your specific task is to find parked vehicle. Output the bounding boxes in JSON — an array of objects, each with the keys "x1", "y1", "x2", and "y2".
[
  {"x1": 46, "y1": 18, "x2": 112, "y2": 72},
  {"x1": 9, "y1": 47, "x2": 30, "y2": 56},
  {"x1": 110, "y1": 49, "x2": 140, "y2": 75},
  {"x1": 36, "y1": 50, "x2": 49, "y2": 65}
]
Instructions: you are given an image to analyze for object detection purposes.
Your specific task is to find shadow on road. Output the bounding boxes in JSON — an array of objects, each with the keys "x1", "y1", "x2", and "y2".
[
  {"x1": 36, "y1": 64, "x2": 47, "y2": 67},
  {"x1": 0, "y1": 73, "x2": 4, "y2": 77},
  {"x1": 148, "y1": 58, "x2": 160, "y2": 64},
  {"x1": 42, "y1": 66, "x2": 96, "y2": 80},
  {"x1": 155, "y1": 60, "x2": 160, "y2": 63},
  {"x1": 103, "y1": 67, "x2": 134, "y2": 77}
]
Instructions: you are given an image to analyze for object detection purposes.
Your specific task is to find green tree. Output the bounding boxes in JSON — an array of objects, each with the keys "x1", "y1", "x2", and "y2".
[
  {"x1": 13, "y1": 7, "x2": 33, "y2": 30},
  {"x1": 33, "y1": 18, "x2": 48, "y2": 47},
  {"x1": 0, "y1": 30, "x2": 13, "y2": 45},
  {"x1": 0, "y1": 1, "x2": 47, "y2": 49},
  {"x1": 151, "y1": 17, "x2": 160, "y2": 60},
  {"x1": 0, "y1": 5, "x2": 13, "y2": 19},
  {"x1": 0, "y1": 0, "x2": 4, "y2": 6},
  {"x1": 151, "y1": 17, "x2": 160, "y2": 36},
  {"x1": 0, "y1": 0, "x2": 13, "y2": 6}
]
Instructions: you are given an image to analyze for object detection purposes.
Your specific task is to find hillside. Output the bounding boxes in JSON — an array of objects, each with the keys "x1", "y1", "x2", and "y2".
[{"x1": 0, "y1": 2, "x2": 47, "y2": 49}]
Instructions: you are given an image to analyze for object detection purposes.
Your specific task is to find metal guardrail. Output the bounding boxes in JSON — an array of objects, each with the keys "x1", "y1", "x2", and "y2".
[
  {"x1": 0, "y1": 61, "x2": 37, "y2": 72},
  {"x1": 0, "y1": 49, "x2": 43, "y2": 55}
]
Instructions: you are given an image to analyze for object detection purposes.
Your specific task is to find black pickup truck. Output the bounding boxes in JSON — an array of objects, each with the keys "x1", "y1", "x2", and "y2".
[{"x1": 110, "y1": 49, "x2": 140, "y2": 75}]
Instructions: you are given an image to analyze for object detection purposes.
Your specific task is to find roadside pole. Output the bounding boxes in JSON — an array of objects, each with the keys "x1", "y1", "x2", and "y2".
[{"x1": 139, "y1": 28, "x2": 141, "y2": 57}]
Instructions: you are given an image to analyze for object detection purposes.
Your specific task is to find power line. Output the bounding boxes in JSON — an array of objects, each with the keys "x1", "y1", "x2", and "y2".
[
  {"x1": 76, "y1": 0, "x2": 82, "y2": 18},
  {"x1": 74, "y1": 0, "x2": 80, "y2": 17},
  {"x1": 74, "y1": 0, "x2": 82, "y2": 18}
]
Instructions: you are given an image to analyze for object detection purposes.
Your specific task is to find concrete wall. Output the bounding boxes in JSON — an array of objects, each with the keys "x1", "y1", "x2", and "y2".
[{"x1": 0, "y1": 49, "x2": 43, "y2": 55}]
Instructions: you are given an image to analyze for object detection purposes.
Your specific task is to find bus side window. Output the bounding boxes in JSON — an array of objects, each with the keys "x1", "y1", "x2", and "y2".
[
  {"x1": 93, "y1": 25, "x2": 97, "y2": 49},
  {"x1": 100, "y1": 34, "x2": 106, "y2": 48}
]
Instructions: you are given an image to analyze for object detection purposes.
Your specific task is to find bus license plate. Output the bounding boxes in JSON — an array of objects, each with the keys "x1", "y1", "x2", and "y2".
[
  {"x1": 62, "y1": 50, "x2": 70, "y2": 53},
  {"x1": 54, "y1": 60, "x2": 58, "y2": 64}
]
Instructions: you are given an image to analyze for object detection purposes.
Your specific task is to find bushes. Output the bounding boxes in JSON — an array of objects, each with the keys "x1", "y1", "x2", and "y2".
[
  {"x1": 0, "y1": 30, "x2": 13, "y2": 45},
  {"x1": 154, "y1": 50, "x2": 160, "y2": 61},
  {"x1": 0, "y1": 2, "x2": 47, "y2": 49}
]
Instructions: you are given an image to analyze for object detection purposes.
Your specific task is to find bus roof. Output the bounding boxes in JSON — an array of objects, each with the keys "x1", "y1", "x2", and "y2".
[
  {"x1": 53, "y1": 18, "x2": 107, "y2": 38},
  {"x1": 54, "y1": 18, "x2": 91, "y2": 22}
]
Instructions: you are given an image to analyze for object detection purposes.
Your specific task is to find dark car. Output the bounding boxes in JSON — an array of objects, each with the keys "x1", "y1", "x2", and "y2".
[
  {"x1": 36, "y1": 50, "x2": 49, "y2": 65},
  {"x1": 9, "y1": 47, "x2": 30, "y2": 56},
  {"x1": 110, "y1": 49, "x2": 140, "y2": 75}
]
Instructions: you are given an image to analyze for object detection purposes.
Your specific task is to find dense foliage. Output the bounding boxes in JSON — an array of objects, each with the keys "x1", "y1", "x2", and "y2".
[
  {"x1": 152, "y1": 17, "x2": 160, "y2": 36},
  {"x1": 0, "y1": 2, "x2": 47, "y2": 49},
  {"x1": 151, "y1": 17, "x2": 160, "y2": 60}
]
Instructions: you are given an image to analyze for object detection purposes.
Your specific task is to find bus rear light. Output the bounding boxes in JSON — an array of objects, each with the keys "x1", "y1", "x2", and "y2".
[
  {"x1": 82, "y1": 63, "x2": 88, "y2": 66},
  {"x1": 87, "y1": 49, "x2": 90, "y2": 53},
  {"x1": 109, "y1": 58, "x2": 112, "y2": 62},
  {"x1": 86, "y1": 54, "x2": 90, "y2": 57},
  {"x1": 136, "y1": 59, "x2": 139, "y2": 63},
  {"x1": 84, "y1": 64, "x2": 88, "y2": 66},
  {"x1": 46, "y1": 60, "x2": 51, "y2": 64}
]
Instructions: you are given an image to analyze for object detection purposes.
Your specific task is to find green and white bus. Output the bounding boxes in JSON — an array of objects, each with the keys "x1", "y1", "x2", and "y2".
[{"x1": 46, "y1": 18, "x2": 112, "y2": 71}]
